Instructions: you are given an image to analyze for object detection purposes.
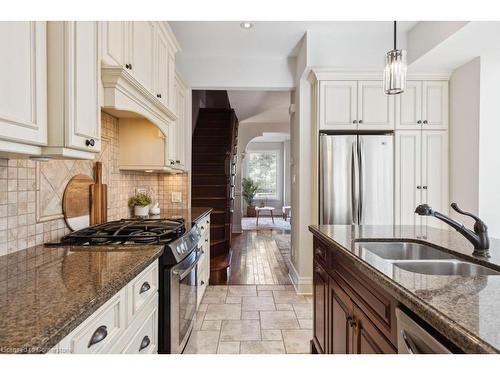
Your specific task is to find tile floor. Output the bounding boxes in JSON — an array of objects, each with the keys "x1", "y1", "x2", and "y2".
[{"x1": 184, "y1": 284, "x2": 313, "y2": 354}]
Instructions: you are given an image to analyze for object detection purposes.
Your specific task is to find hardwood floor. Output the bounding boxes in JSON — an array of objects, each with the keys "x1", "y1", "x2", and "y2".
[{"x1": 228, "y1": 230, "x2": 292, "y2": 285}]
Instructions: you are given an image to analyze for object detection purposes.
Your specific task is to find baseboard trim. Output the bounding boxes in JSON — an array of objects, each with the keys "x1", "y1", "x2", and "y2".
[{"x1": 288, "y1": 261, "x2": 312, "y2": 295}]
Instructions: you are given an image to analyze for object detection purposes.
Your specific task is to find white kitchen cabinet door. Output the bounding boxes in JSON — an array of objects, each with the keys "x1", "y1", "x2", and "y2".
[
  {"x1": 319, "y1": 81, "x2": 357, "y2": 130},
  {"x1": 166, "y1": 123, "x2": 176, "y2": 168},
  {"x1": 396, "y1": 81, "x2": 423, "y2": 130},
  {"x1": 421, "y1": 131, "x2": 449, "y2": 228},
  {"x1": 154, "y1": 27, "x2": 170, "y2": 107},
  {"x1": 101, "y1": 21, "x2": 128, "y2": 67},
  {"x1": 395, "y1": 131, "x2": 422, "y2": 227},
  {"x1": 174, "y1": 75, "x2": 186, "y2": 169},
  {"x1": 130, "y1": 21, "x2": 155, "y2": 94},
  {"x1": 0, "y1": 21, "x2": 47, "y2": 146},
  {"x1": 422, "y1": 81, "x2": 448, "y2": 130},
  {"x1": 357, "y1": 81, "x2": 394, "y2": 130},
  {"x1": 47, "y1": 21, "x2": 100, "y2": 154}
]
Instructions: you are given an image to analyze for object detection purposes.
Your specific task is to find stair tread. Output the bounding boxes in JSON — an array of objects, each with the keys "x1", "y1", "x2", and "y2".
[
  {"x1": 210, "y1": 253, "x2": 231, "y2": 271},
  {"x1": 192, "y1": 196, "x2": 227, "y2": 200},
  {"x1": 211, "y1": 238, "x2": 226, "y2": 245}
]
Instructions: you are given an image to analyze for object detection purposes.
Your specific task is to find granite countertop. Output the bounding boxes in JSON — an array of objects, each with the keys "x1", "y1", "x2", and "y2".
[
  {"x1": 0, "y1": 243, "x2": 163, "y2": 353},
  {"x1": 309, "y1": 225, "x2": 500, "y2": 354}
]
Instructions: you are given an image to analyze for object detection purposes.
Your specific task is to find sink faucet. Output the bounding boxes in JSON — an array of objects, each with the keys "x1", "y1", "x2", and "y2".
[{"x1": 415, "y1": 203, "x2": 490, "y2": 257}]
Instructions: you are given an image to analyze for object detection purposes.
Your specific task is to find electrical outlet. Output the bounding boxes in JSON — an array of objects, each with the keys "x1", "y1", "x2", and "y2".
[{"x1": 171, "y1": 192, "x2": 182, "y2": 203}]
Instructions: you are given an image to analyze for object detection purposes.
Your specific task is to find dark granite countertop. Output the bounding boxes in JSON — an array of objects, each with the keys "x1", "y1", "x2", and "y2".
[
  {"x1": 309, "y1": 225, "x2": 500, "y2": 354},
  {"x1": 0, "y1": 243, "x2": 164, "y2": 353}
]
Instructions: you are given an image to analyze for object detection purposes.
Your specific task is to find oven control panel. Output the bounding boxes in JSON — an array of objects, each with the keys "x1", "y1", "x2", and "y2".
[{"x1": 167, "y1": 224, "x2": 201, "y2": 264}]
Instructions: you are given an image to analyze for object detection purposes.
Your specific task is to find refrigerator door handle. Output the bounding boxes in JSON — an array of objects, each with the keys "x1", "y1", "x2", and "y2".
[
  {"x1": 351, "y1": 141, "x2": 359, "y2": 225},
  {"x1": 358, "y1": 138, "x2": 364, "y2": 224}
]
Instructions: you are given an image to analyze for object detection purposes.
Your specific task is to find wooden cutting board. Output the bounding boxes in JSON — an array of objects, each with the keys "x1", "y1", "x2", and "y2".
[{"x1": 90, "y1": 162, "x2": 108, "y2": 225}]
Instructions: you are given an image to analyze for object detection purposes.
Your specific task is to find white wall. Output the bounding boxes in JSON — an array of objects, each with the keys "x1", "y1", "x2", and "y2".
[
  {"x1": 283, "y1": 140, "x2": 291, "y2": 206},
  {"x1": 449, "y1": 58, "x2": 480, "y2": 226},
  {"x1": 479, "y1": 51, "x2": 500, "y2": 238}
]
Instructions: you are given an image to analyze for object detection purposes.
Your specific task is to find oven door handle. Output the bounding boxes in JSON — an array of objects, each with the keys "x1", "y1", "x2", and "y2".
[{"x1": 173, "y1": 254, "x2": 201, "y2": 280}]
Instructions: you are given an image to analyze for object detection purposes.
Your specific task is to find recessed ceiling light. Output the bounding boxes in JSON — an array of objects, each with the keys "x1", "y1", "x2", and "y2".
[{"x1": 240, "y1": 22, "x2": 254, "y2": 29}]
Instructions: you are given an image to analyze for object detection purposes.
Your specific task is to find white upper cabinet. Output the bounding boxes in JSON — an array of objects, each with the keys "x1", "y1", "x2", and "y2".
[
  {"x1": 396, "y1": 80, "x2": 448, "y2": 130},
  {"x1": 395, "y1": 81, "x2": 422, "y2": 130},
  {"x1": 101, "y1": 21, "x2": 128, "y2": 66},
  {"x1": 319, "y1": 81, "x2": 357, "y2": 130},
  {"x1": 422, "y1": 81, "x2": 448, "y2": 130},
  {"x1": 357, "y1": 81, "x2": 394, "y2": 130},
  {"x1": 46, "y1": 21, "x2": 100, "y2": 157},
  {"x1": 130, "y1": 21, "x2": 155, "y2": 94},
  {"x1": 154, "y1": 25, "x2": 176, "y2": 108},
  {"x1": 174, "y1": 73, "x2": 187, "y2": 170},
  {"x1": 0, "y1": 22, "x2": 47, "y2": 147},
  {"x1": 319, "y1": 80, "x2": 394, "y2": 130}
]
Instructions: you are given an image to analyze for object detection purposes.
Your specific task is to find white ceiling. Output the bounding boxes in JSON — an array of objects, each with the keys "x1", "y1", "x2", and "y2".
[
  {"x1": 170, "y1": 21, "x2": 417, "y2": 59},
  {"x1": 227, "y1": 90, "x2": 290, "y2": 123},
  {"x1": 250, "y1": 132, "x2": 290, "y2": 143}
]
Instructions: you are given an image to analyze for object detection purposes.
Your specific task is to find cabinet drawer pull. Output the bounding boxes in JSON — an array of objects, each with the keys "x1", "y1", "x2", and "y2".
[
  {"x1": 422, "y1": 186, "x2": 428, "y2": 190},
  {"x1": 205, "y1": 238, "x2": 208, "y2": 243},
  {"x1": 139, "y1": 336, "x2": 151, "y2": 351},
  {"x1": 200, "y1": 280, "x2": 205, "y2": 285},
  {"x1": 352, "y1": 120, "x2": 358, "y2": 124},
  {"x1": 423, "y1": 120, "x2": 428, "y2": 124},
  {"x1": 417, "y1": 186, "x2": 422, "y2": 189},
  {"x1": 85, "y1": 139, "x2": 95, "y2": 147},
  {"x1": 358, "y1": 120, "x2": 363, "y2": 124},
  {"x1": 139, "y1": 281, "x2": 151, "y2": 294},
  {"x1": 88, "y1": 325, "x2": 108, "y2": 348},
  {"x1": 156, "y1": 93, "x2": 162, "y2": 98}
]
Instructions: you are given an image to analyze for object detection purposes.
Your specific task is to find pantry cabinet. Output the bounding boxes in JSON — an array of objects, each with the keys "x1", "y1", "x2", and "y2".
[
  {"x1": 45, "y1": 21, "x2": 101, "y2": 157},
  {"x1": 319, "y1": 80, "x2": 394, "y2": 130},
  {"x1": 396, "y1": 80, "x2": 448, "y2": 130},
  {"x1": 0, "y1": 22, "x2": 47, "y2": 149},
  {"x1": 395, "y1": 130, "x2": 449, "y2": 229}
]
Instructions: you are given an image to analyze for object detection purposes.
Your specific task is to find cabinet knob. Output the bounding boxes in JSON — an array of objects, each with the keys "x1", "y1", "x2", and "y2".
[
  {"x1": 205, "y1": 238, "x2": 208, "y2": 242},
  {"x1": 417, "y1": 186, "x2": 422, "y2": 190},
  {"x1": 358, "y1": 120, "x2": 363, "y2": 124},
  {"x1": 423, "y1": 186, "x2": 428, "y2": 190},
  {"x1": 88, "y1": 325, "x2": 108, "y2": 348},
  {"x1": 139, "y1": 336, "x2": 151, "y2": 351},
  {"x1": 125, "y1": 63, "x2": 133, "y2": 70},
  {"x1": 352, "y1": 120, "x2": 358, "y2": 124},
  {"x1": 423, "y1": 120, "x2": 428, "y2": 124},
  {"x1": 175, "y1": 160, "x2": 181, "y2": 164},
  {"x1": 157, "y1": 93, "x2": 162, "y2": 98},
  {"x1": 200, "y1": 280, "x2": 205, "y2": 285},
  {"x1": 85, "y1": 139, "x2": 95, "y2": 147},
  {"x1": 417, "y1": 120, "x2": 422, "y2": 124},
  {"x1": 170, "y1": 160, "x2": 175, "y2": 166}
]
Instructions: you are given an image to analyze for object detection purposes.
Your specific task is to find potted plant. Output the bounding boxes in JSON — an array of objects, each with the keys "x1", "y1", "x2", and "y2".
[
  {"x1": 128, "y1": 192, "x2": 152, "y2": 217},
  {"x1": 242, "y1": 177, "x2": 260, "y2": 217}
]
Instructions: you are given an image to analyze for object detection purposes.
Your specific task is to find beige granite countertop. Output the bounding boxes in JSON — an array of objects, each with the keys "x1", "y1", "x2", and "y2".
[
  {"x1": 0, "y1": 243, "x2": 164, "y2": 353},
  {"x1": 309, "y1": 225, "x2": 500, "y2": 354}
]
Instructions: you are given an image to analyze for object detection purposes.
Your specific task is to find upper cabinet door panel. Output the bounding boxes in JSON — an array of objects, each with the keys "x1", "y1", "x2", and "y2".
[
  {"x1": 68, "y1": 22, "x2": 100, "y2": 151},
  {"x1": 155, "y1": 29, "x2": 169, "y2": 107},
  {"x1": 396, "y1": 81, "x2": 422, "y2": 130},
  {"x1": 320, "y1": 81, "x2": 357, "y2": 130},
  {"x1": 102, "y1": 21, "x2": 127, "y2": 66},
  {"x1": 130, "y1": 21, "x2": 155, "y2": 93},
  {"x1": 357, "y1": 81, "x2": 394, "y2": 130},
  {"x1": 0, "y1": 21, "x2": 47, "y2": 145},
  {"x1": 422, "y1": 81, "x2": 448, "y2": 130}
]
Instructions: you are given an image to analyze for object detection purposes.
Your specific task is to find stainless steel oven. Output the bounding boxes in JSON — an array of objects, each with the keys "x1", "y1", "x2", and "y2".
[{"x1": 169, "y1": 249, "x2": 200, "y2": 354}]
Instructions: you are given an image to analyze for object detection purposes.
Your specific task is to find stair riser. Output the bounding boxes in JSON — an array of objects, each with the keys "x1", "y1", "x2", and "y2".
[
  {"x1": 192, "y1": 164, "x2": 226, "y2": 174},
  {"x1": 192, "y1": 185, "x2": 227, "y2": 197},
  {"x1": 210, "y1": 212, "x2": 226, "y2": 225},
  {"x1": 193, "y1": 144, "x2": 229, "y2": 153},
  {"x1": 210, "y1": 226, "x2": 225, "y2": 239},
  {"x1": 210, "y1": 241, "x2": 227, "y2": 258},
  {"x1": 192, "y1": 175, "x2": 227, "y2": 185},
  {"x1": 193, "y1": 138, "x2": 230, "y2": 146},
  {"x1": 192, "y1": 154, "x2": 226, "y2": 164},
  {"x1": 192, "y1": 198, "x2": 227, "y2": 209}
]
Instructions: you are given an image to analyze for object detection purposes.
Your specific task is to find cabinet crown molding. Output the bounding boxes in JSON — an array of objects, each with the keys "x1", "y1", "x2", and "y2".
[
  {"x1": 101, "y1": 65, "x2": 177, "y2": 134},
  {"x1": 310, "y1": 68, "x2": 451, "y2": 82}
]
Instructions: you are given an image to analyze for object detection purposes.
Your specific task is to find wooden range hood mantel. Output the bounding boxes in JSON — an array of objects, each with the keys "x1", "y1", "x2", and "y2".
[{"x1": 101, "y1": 65, "x2": 177, "y2": 136}]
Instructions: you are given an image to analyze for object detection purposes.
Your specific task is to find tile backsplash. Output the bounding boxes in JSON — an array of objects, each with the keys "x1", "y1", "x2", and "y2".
[{"x1": 0, "y1": 112, "x2": 189, "y2": 256}]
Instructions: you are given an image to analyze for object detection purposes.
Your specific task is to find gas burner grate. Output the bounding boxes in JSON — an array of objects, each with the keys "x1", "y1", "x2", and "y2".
[{"x1": 60, "y1": 218, "x2": 185, "y2": 246}]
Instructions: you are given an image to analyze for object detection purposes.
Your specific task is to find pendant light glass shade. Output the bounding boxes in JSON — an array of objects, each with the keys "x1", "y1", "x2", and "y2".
[
  {"x1": 383, "y1": 21, "x2": 407, "y2": 95},
  {"x1": 383, "y1": 49, "x2": 407, "y2": 95}
]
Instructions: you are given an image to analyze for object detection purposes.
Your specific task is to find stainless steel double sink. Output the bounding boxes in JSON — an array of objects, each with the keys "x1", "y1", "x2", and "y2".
[{"x1": 357, "y1": 241, "x2": 500, "y2": 276}]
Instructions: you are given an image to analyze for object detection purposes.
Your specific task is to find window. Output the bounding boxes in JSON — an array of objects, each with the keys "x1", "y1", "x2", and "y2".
[{"x1": 247, "y1": 150, "x2": 279, "y2": 199}]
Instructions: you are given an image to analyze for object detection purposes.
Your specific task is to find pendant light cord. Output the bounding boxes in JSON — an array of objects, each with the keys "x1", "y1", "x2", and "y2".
[{"x1": 393, "y1": 20, "x2": 397, "y2": 50}]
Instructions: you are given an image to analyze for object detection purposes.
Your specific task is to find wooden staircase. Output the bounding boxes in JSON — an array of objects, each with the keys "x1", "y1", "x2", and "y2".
[{"x1": 192, "y1": 107, "x2": 238, "y2": 284}]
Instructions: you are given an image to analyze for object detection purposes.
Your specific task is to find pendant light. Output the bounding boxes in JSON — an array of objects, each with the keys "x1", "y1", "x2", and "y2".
[{"x1": 383, "y1": 21, "x2": 407, "y2": 95}]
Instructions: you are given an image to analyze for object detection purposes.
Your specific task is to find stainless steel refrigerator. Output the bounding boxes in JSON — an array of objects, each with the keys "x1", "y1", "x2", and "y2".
[{"x1": 319, "y1": 133, "x2": 394, "y2": 225}]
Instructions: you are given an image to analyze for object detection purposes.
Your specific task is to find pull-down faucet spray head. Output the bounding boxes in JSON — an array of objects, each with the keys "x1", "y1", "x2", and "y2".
[{"x1": 415, "y1": 204, "x2": 434, "y2": 216}]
